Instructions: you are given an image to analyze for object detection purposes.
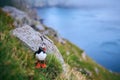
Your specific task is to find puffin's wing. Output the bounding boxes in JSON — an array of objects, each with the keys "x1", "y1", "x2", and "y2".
[{"x1": 35, "y1": 47, "x2": 43, "y2": 53}]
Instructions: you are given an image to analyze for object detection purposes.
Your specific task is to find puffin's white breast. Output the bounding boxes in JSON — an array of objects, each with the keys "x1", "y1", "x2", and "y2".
[{"x1": 35, "y1": 52, "x2": 47, "y2": 60}]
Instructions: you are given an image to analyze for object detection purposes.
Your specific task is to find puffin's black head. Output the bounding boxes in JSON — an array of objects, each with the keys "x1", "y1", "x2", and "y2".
[
  {"x1": 34, "y1": 46, "x2": 46, "y2": 58},
  {"x1": 35, "y1": 46, "x2": 46, "y2": 54}
]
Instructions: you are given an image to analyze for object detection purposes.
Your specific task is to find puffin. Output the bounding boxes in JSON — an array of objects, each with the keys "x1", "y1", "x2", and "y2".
[{"x1": 34, "y1": 46, "x2": 47, "y2": 68}]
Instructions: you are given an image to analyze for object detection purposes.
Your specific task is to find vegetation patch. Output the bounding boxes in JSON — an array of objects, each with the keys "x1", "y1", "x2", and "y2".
[
  {"x1": 34, "y1": 54, "x2": 63, "y2": 80},
  {"x1": 0, "y1": 9, "x2": 62, "y2": 80}
]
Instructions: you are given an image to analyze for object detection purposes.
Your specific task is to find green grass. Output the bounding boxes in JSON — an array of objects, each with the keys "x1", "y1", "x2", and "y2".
[
  {"x1": 0, "y1": 9, "x2": 62, "y2": 80},
  {"x1": 48, "y1": 33, "x2": 120, "y2": 80},
  {"x1": 1, "y1": 8, "x2": 120, "y2": 80},
  {"x1": 34, "y1": 54, "x2": 63, "y2": 80}
]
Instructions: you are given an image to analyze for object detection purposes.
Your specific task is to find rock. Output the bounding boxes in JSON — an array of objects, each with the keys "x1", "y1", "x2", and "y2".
[
  {"x1": 43, "y1": 27, "x2": 66, "y2": 44},
  {"x1": 2, "y1": 6, "x2": 45, "y2": 31},
  {"x1": 57, "y1": 36, "x2": 66, "y2": 44},
  {"x1": 32, "y1": 21, "x2": 45, "y2": 31},
  {"x1": 79, "y1": 68, "x2": 92, "y2": 77},
  {"x1": 11, "y1": 0, "x2": 28, "y2": 11},
  {"x1": 2, "y1": 6, "x2": 32, "y2": 27},
  {"x1": 12, "y1": 25, "x2": 64, "y2": 65},
  {"x1": 84, "y1": 68, "x2": 92, "y2": 77},
  {"x1": 60, "y1": 64, "x2": 87, "y2": 80},
  {"x1": 43, "y1": 27, "x2": 58, "y2": 37},
  {"x1": 94, "y1": 67, "x2": 99, "y2": 75},
  {"x1": 82, "y1": 52, "x2": 87, "y2": 60}
]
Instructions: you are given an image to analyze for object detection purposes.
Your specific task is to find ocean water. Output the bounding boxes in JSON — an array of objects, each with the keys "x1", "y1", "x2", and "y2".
[{"x1": 37, "y1": 7, "x2": 120, "y2": 72}]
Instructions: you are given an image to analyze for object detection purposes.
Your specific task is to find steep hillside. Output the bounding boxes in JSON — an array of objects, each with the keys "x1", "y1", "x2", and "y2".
[
  {"x1": 43, "y1": 13, "x2": 120, "y2": 80},
  {"x1": 0, "y1": 9, "x2": 63, "y2": 80},
  {"x1": 0, "y1": 7, "x2": 120, "y2": 80},
  {"x1": 47, "y1": 32, "x2": 120, "y2": 80},
  {"x1": 0, "y1": 8, "x2": 86, "y2": 80}
]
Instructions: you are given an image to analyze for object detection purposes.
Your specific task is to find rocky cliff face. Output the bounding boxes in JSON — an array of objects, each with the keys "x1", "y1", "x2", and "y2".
[
  {"x1": 2, "y1": 6, "x2": 64, "y2": 67},
  {"x1": 1, "y1": 3, "x2": 120, "y2": 80},
  {"x1": 2, "y1": 6, "x2": 43, "y2": 30}
]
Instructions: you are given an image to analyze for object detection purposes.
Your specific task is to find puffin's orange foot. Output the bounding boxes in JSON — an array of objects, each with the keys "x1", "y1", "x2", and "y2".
[
  {"x1": 41, "y1": 63, "x2": 46, "y2": 68},
  {"x1": 35, "y1": 62, "x2": 41, "y2": 69}
]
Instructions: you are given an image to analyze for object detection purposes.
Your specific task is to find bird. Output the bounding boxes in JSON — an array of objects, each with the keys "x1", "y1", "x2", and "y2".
[
  {"x1": 34, "y1": 46, "x2": 47, "y2": 68},
  {"x1": 35, "y1": 51, "x2": 46, "y2": 60}
]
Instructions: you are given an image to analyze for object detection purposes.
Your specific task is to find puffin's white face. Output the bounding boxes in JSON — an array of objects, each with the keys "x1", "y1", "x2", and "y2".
[{"x1": 41, "y1": 45, "x2": 46, "y2": 52}]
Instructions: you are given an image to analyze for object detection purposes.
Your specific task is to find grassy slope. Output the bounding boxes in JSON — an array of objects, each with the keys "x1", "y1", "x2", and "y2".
[
  {"x1": 48, "y1": 33, "x2": 120, "y2": 80},
  {"x1": 0, "y1": 9, "x2": 62, "y2": 80},
  {"x1": 0, "y1": 8, "x2": 120, "y2": 80}
]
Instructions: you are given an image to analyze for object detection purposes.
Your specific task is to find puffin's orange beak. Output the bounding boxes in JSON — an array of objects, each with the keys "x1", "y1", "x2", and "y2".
[{"x1": 43, "y1": 48, "x2": 46, "y2": 52}]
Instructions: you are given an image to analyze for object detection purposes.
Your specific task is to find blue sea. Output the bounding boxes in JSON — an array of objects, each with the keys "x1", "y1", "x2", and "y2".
[{"x1": 37, "y1": 7, "x2": 120, "y2": 72}]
